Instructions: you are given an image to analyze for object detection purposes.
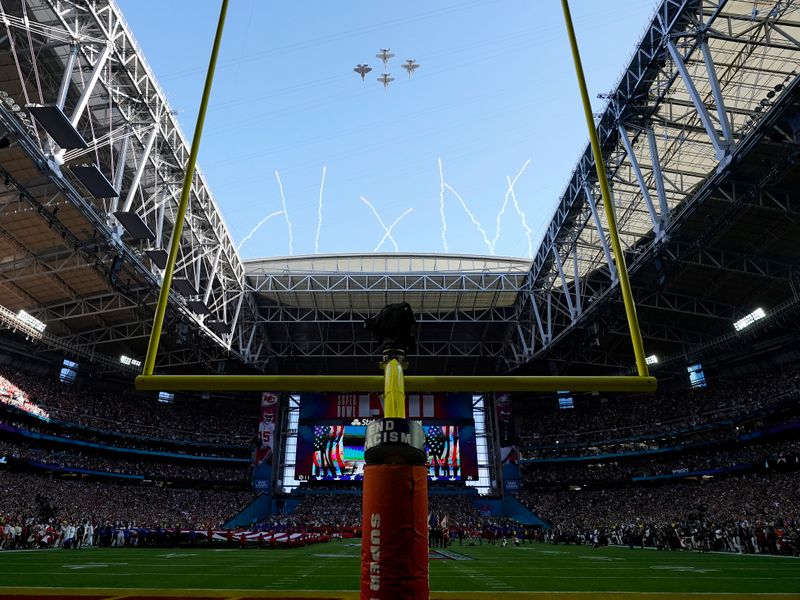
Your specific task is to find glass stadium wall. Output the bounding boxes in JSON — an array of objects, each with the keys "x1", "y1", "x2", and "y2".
[
  {"x1": 278, "y1": 395, "x2": 302, "y2": 493},
  {"x1": 466, "y1": 395, "x2": 497, "y2": 495}
]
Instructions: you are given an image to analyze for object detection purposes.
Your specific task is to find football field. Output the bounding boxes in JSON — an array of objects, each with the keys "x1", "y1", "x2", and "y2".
[{"x1": 0, "y1": 543, "x2": 798, "y2": 599}]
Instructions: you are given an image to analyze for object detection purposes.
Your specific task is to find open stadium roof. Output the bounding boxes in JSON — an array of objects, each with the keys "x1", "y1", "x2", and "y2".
[{"x1": 0, "y1": 0, "x2": 798, "y2": 383}]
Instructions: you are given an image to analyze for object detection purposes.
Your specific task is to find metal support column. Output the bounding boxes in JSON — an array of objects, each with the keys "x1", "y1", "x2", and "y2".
[
  {"x1": 665, "y1": 38, "x2": 729, "y2": 159},
  {"x1": 55, "y1": 44, "x2": 78, "y2": 109},
  {"x1": 515, "y1": 323, "x2": 529, "y2": 358},
  {"x1": 530, "y1": 294, "x2": 547, "y2": 345},
  {"x1": 700, "y1": 39, "x2": 734, "y2": 147},
  {"x1": 244, "y1": 321, "x2": 257, "y2": 357},
  {"x1": 572, "y1": 243, "x2": 582, "y2": 316},
  {"x1": 121, "y1": 126, "x2": 158, "y2": 213},
  {"x1": 110, "y1": 134, "x2": 130, "y2": 213},
  {"x1": 227, "y1": 291, "x2": 244, "y2": 344},
  {"x1": 155, "y1": 195, "x2": 166, "y2": 246},
  {"x1": 618, "y1": 123, "x2": 663, "y2": 238},
  {"x1": 69, "y1": 44, "x2": 112, "y2": 128},
  {"x1": 646, "y1": 127, "x2": 670, "y2": 229},
  {"x1": 583, "y1": 182, "x2": 617, "y2": 283},
  {"x1": 203, "y1": 245, "x2": 223, "y2": 305},
  {"x1": 551, "y1": 246, "x2": 576, "y2": 320}
]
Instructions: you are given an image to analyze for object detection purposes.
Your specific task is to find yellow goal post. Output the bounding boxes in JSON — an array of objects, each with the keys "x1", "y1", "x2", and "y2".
[{"x1": 135, "y1": 0, "x2": 656, "y2": 407}]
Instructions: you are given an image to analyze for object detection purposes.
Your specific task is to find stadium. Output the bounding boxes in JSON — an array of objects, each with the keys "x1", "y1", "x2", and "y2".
[{"x1": 0, "y1": 0, "x2": 799, "y2": 599}]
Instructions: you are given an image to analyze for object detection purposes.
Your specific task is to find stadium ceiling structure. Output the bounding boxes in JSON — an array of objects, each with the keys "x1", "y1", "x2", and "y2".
[{"x1": 0, "y1": 0, "x2": 799, "y2": 380}]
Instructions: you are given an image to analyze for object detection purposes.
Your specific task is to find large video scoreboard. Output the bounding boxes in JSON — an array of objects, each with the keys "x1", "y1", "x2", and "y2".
[{"x1": 294, "y1": 393, "x2": 479, "y2": 482}]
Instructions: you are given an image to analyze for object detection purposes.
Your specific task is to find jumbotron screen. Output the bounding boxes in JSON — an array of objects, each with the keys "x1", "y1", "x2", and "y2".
[{"x1": 294, "y1": 393, "x2": 479, "y2": 481}]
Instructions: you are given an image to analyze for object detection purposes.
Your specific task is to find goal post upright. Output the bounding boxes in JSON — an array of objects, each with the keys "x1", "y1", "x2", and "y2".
[
  {"x1": 560, "y1": 0, "x2": 651, "y2": 379},
  {"x1": 141, "y1": 0, "x2": 229, "y2": 378}
]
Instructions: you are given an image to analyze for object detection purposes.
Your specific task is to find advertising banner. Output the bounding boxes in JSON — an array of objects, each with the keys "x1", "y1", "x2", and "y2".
[
  {"x1": 256, "y1": 392, "x2": 279, "y2": 466},
  {"x1": 495, "y1": 393, "x2": 521, "y2": 492},
  {"x1": 298, "y1": 392, "x2": 473, "y2": 424}
]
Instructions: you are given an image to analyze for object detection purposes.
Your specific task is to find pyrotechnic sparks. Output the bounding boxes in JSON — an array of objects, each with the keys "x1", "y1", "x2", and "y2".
[
  {"x1": 237, "y1": 210, "x2": 284, "y2": 252},
  {"x1": 315, "y1": 165, "x2": 327, "y2": 254},
  {"x1": 360, "y1": 196, "x2": 413, "y2": 252},
  {"x1": 507, "y1": 167, "x2": 533, "y2": 258},
  {"x1": 493, "y1": 159, "x2": 532, "y2": 256},
  {"x1": 374, "y1": 207, "x2": 414, "y2": 252},
  {"x1": 443, "y1": 181, "x2": 493, "y2": 254},
  {"x1": 275, "y1": 170, "x2": 294, "y2": 255},
  {"x1": 438, "y1": 158, "x2": 448, "y2": 252}
]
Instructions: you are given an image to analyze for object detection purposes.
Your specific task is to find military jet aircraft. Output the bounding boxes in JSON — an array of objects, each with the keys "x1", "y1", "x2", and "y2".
[
  {"x1": 376, "y1": 48, "x2": 395, "y2": 69},
  {"x1": 354, "y1": 64, "x2": 372, "y2": 81},
  {"x1": 401, "y1": 59, "x2": 420, "y2": 78},
  {"x1": 377, "y1": 73, "x2": 394, "y2": 90}
]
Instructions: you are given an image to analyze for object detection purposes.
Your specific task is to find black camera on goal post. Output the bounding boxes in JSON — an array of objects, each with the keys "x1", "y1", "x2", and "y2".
[
  {"x1": 362, "y1": 302, "x2": 425, "y2": 465},
  {"x1": 362, "y1": 301, "x2": 417, "y2": 355}
]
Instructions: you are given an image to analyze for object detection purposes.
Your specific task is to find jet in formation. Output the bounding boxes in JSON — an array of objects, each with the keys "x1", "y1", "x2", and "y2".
[
  {"x1": 353, "y1": 63, "x2": 372, "y2": 81},
  {"x1": 377, "y1": 73, "x2": 395, "y2": 91},
  {"x1": 376, "y1": 48, "x2": 395, "y2": 69},
  {"x1": 401, "y1": 59, "x2": 420, "y2": 78}
]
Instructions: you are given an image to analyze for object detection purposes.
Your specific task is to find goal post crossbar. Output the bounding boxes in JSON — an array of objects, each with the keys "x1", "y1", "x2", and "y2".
[{"x1": 135, "y1": 374, "x2": 656, "y2": 394}]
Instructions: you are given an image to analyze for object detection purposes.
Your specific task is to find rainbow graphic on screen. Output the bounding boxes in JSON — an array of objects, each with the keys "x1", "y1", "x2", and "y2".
[{"x1": 305, "y1": 424, "x2": 464, "y2": 481}]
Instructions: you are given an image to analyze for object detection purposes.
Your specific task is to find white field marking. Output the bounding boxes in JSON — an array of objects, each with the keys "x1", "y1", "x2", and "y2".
[
  {"x1": 578, "y1": 555, "x2": 626, "y2": 561},
  {"x1": 274, "y1": 170, "x2": 293, "y2": 255},
  {"x1": 438, "y1": 157, "x2": 448, "y2": 252},
  {"x1": 61, "y1": 562, "x2": 127, "y2": 570},
  {"x1": 237, "y1": 209, "x2": 283, "y2": 251},
  {"x1": 157, "y1": 553, "x2": 198, "y2": 558},
  {"x1": 610, "y1": 544, "x2": 800, "y2": 558},
  {"x1": 0, "y1": 547, "x2": 62, "y2": 553},
  {"x1": 650, "y1": 565, "x2": 720, "y2": 574},
  {"x1": 315, "y1": 164, "x2": 327, "y2": 254}
]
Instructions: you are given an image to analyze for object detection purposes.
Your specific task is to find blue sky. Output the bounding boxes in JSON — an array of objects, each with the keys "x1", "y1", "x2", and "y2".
[{"x1": 116, "y1": 0, "x2": 659, "y2": 260}]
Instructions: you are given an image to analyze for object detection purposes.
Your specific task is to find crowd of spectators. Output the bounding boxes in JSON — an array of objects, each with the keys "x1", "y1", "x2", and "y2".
[
  {"x1": 0, "y1": 440, "x2": 249, "y2": 483},
  {"x1": 517, "y1": 471, "x2": 799, "y2": 554},
  {"x1": 0, "y1": 368, "x2": 257, "y2": 444},
  {"x1": 257, "y1": 493, "x2": 500, "y2": 539},
  {"x1": 517, "y1": 365, "x2": 800, "y2": 447},
  {"x1": 273, "y1": 494, "x2": 363, "y2": 531},
  {"x1": 0, "y1": 470, "x2": 255, "y2": 549},
  {"x1": 521, "y1": 438, "x2": 800, "y2": 486},
  {"x1": 0, "y1": 415, "x2": 248, "y2": 457}
]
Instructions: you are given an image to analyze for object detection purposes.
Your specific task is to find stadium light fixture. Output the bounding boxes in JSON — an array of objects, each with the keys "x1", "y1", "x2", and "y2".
[
  {"x1": 120, "y1": 355, "x2": 142, "y2": 368},
  {"x1": 16, "y1": 310, "x2": 46, "y2": 333},
  {"x1": 733, "y1": 308, "x2": 766, "y2": 331},
  {"x1": 645, "y1": 355, "x2": 658, "y2": 365}
]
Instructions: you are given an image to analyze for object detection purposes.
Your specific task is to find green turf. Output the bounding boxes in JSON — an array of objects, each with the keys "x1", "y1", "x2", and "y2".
[{"x1": 0, "y1": 543, "x2": 798, "y2": 594}]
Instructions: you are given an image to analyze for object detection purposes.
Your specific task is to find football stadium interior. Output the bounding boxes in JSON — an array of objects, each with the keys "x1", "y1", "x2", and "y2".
[{"x1": 0, "y1": 0, "x2": 799, "y2": 599}]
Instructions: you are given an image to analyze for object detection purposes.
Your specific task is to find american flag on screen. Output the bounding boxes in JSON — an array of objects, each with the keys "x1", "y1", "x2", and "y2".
[
  {"x1": 312, "y1": 425, "x2": 346, "y2": 478},
  {"x1": 425, "y1": 426, "x2": 460, "y2": 479}
]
